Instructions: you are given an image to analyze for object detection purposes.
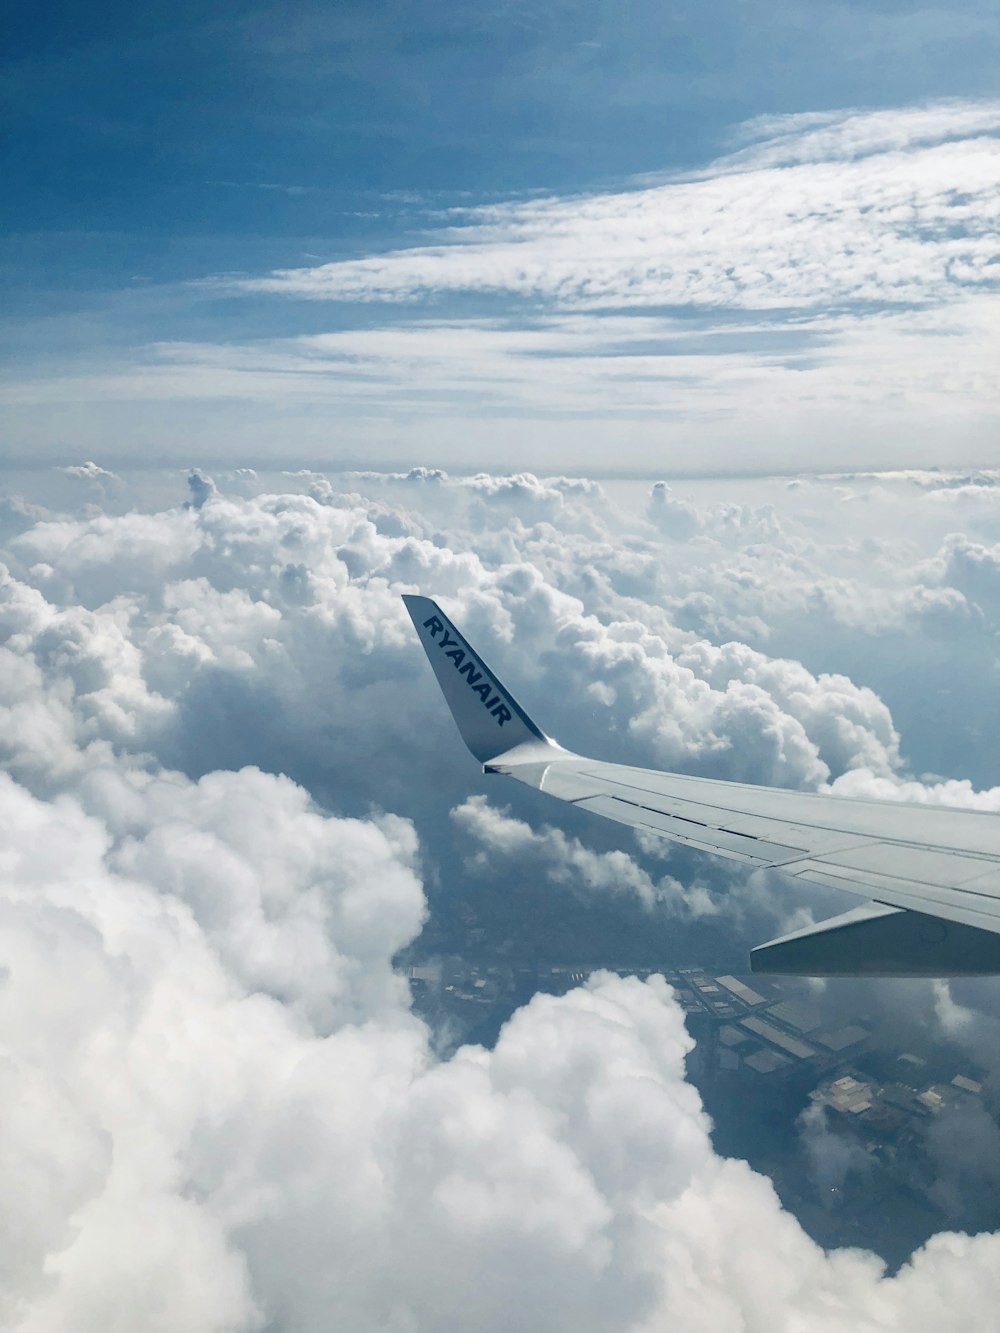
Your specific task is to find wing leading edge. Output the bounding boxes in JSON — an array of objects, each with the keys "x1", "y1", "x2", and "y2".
[{"x1": 404, "y1": 595, "x2": 1000, "y2": 976}]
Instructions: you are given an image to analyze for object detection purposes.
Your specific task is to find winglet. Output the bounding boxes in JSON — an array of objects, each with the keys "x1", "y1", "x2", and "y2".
[{"x1": 403, "y1": 594, "x2": 551, "y2": 764}]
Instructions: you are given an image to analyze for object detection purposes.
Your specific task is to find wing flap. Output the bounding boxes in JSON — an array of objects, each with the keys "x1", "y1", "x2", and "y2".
[
  {"x1": 788, "y1": 862, "x2": 1000, "y2": 931},
  {"x1": 540, "y1": 761, "x2": 1000, "y2": 858},
  {"x1": 751, "y1": 902, "x2": 1000, "y2": 977},
  {"x1": 823, "y1": 841, "x2": 1000, "y2": 886},
  {"x1": 574, "y1": 793, "x2": 806, "y2": 865},
  {"x1": 520, "y1": 754, "x2": 1000, "y2": 935}
]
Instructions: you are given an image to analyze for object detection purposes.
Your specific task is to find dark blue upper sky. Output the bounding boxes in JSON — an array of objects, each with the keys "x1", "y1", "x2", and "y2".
[{"x1": 5, "y1": 0, "x2": 998, "y2": 267}]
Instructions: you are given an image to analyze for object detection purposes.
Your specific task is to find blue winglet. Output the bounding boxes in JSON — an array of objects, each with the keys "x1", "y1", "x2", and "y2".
[{"x1": 403, "y1": 594, "x2": 548, "y2": 764}]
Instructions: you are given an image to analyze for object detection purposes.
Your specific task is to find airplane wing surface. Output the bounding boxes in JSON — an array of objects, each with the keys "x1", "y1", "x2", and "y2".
[{"x1": 404, "y1": 594, "x2": 1000, "y2": 976}]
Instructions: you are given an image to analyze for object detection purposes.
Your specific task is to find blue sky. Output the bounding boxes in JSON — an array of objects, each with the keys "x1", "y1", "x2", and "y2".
[{"x1": 3, "y1": 0, "x2": 999, "y2": 471}]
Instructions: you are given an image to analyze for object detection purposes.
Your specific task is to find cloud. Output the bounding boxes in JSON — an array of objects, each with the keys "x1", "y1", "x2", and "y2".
[
  {"x1": 238, "y1": 103, "x2": 1000, "y2": 311},
  {"x1": 826, "y1": 768, "x2": 1000, "y2": 811},
  {"x1": 1, "y1": 476, "x2": 906, "y2": 812},
  {"x1": 5, "y1": 755, "x2": 1000, "y2": 1332},
  {"x1": 106, "y1": 766, "x2": 425, "y2": 1031},
  {"x1": 4, "y1": 467, "x2": 1000, "y2": 1328},
  {"x1": 185, "y1": 468, "x2": 218, "y2": 510},
  {"x1": 451, "y1": 794, "x2": 716, "y2": 916},
  {"x1": 61, "y1": 461, "x2": 120, "y2": 485},
  {"x1": 726, "y1": 101, "x2": 1000, "y2": 168},
  {"x1": 647, "y1": 483, "x2": 702, "y2": 540}
]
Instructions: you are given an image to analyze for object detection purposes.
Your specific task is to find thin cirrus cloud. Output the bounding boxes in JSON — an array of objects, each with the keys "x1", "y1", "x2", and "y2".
[
  {"x1": 5, "y1": 296, "x2": 994, "y2": 455},
  {"x1": 237, "y1": 102, "x2": 1000, "y2": 310}
]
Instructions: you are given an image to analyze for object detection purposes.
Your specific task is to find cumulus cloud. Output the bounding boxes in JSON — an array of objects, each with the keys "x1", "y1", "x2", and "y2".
[
  {"x1": 826, "y1": 768, "x2": 1000, "y2": 811},
  {"x1": 647, "y1": 482, "x2": 701, "y2": 541},
  {"x1": 939, "y1": 533, "x2": 1000, "y2": 611},
  {"x1": 104, "y1": 766, "x2": 424, "y2": 1030},
  {"x1": 185, "y1": 468, "x2": 219, "y2": 510},
  {"x1": 1, "y1": 476, "x2": 906, "y2": 809},
  {"x1": 5, "y1": 759, "x2": 1000, "y2": 1333},
  {"x1": 61, "y1": 461, "x2": 120, "y2": 485},
  {"x1": 3, "y1": 466, "x2": 1000, "y2": 1329},
  {"x1": 451, "y1": 794, "x2": 715, "y2": 917}
]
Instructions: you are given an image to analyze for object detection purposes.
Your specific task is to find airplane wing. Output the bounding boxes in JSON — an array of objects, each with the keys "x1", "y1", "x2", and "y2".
[{"x1": 403, "y1": 594, "x2": 1000, "y2": 977}]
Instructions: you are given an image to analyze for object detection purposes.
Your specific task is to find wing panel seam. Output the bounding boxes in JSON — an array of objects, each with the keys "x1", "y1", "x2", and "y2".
[{"x1": 579, "y1": 773, "x2": 1000, "y2": 862}]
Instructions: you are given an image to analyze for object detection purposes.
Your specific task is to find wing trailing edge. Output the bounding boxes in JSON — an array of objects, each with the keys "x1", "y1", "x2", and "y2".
[{"x1": 751, "y1": 902, "x2": 1000, "y2": 976}]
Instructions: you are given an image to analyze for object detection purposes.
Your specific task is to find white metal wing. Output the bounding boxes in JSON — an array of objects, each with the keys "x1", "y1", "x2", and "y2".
[{"x1": 404, "y1": 594, "x2": 1000, "y2": 977}]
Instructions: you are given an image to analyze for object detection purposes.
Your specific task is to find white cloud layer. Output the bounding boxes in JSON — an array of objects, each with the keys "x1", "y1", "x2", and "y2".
[
  {"x1": 3, "y1": 467, "x2": 1000, "y2": 1329},
  {"x1": 5, "y1": 759, "x2": 1000, "y2": 1332}
]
